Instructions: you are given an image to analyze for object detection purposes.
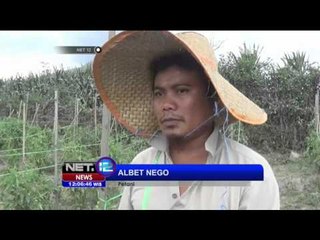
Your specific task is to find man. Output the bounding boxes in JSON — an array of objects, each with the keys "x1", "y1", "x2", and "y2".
[{"x1": 93, "y1": 31, "x2": 280, "y2": 210}]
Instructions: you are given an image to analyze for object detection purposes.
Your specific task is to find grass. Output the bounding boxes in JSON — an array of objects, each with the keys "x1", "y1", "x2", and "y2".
[{"x1": 266, "y1": 152, "x2": 320, "y2": 210}]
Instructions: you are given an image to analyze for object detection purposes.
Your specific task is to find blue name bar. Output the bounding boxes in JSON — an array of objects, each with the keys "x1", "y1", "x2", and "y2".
[{"x1": 106, "y1": 164, "x2": 263, "y2": 181}]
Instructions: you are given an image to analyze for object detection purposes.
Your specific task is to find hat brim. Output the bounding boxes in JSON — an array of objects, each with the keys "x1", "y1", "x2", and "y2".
[{"x1": 93, "y1": 31, "x2": 267, "y2": 137}]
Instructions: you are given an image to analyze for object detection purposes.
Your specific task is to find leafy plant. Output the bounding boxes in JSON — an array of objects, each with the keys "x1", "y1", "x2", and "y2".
[
  {"x1": 0, "y1": 168, "x2": 56, "y2": 210},
  {"x1": 305, "y1": 129, "x2": 320, "y2": 170}
]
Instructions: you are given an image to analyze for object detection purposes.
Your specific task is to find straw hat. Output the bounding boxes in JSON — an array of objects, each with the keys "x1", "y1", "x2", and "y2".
[{"x1": 92, "y1": 31, "x2": 267, "y2": 137}]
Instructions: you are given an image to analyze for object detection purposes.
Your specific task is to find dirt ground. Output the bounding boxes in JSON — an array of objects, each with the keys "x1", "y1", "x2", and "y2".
[{"x1": 264, "y1": 152, "x2": 320, "y2": 210}]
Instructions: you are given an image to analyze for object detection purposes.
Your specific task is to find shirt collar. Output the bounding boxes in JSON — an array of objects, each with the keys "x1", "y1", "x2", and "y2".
[
  {"x1": 204, "y1": 127, "x2": 220, "y2": 158},
  {"x1": 149, "y1": 131, "x2": 168, "y2": 152}
]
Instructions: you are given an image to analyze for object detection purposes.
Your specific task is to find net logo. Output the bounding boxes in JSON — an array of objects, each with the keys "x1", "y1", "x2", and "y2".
[
  {"x1": 64, "y1": 162, "x2": 96, "y2": 173},
  {"x1": 99, "y1": 161, "x2": 112, "y2": 172},
  {"x1": 96, "y1": 157, "x2": 116, "y2": 177},
  {"x1": 61, "y1": 157, "x2": 116, "y2": 188}
]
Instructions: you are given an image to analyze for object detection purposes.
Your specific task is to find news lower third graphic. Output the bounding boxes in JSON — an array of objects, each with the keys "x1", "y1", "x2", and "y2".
[
  {"x1": 61, "y1": 157, "x2": 264, "y2": 188},
  {"x1": 62, "y1": 157, "x2": 116, "y2": 188},
  {"x1": 55, "y1": 46, "x2": 102, "y2": 54}
]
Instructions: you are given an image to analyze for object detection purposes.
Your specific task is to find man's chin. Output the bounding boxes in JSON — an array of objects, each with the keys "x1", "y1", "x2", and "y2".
[{"x1": 161, "y1": 129, "x2": 185, "y2": 139}]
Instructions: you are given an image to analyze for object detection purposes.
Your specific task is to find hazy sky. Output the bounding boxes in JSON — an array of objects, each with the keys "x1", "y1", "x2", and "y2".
[{"x1": 0, "y1": 31, "x2": 320, "y2": 80}]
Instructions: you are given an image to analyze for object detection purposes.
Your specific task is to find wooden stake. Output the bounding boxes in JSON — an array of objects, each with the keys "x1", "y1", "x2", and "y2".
[
  {"x1": 74, "y1": 98, "x2": 79, "y2": 138},
  {"x1": 100, "y1": 31, "x2": 116, "y2": 157},
  {"x1": 54, "y1": 91, "x2": 59, "y2": 186},
  {"x1": 31, "y1": 103, "x2": 40, "y2": 126},
  {"x1": 25, "y1": 92, "x2": 29, "y2": 121},
  {"x1": 18, "y1": 100, "x2": 22, "y2": 119},
  {"x1": 53, "y1": 90, "x2": 60, "y2": 209},
  {"x1": 9, "y1": 108, "x2": 14, "y2": 118},
  {"x1": 237, "y1": 121, "x2": 241, "y2": 142},
  {"x1": 22, "y1": 103, "x2": 26, "y2": 164},
  {"x1": 94, "y1": 95, "x2": 97, "y2": 139},
  {"x1": 315, "y1": 89, "x2": 319, "y2": 135}
]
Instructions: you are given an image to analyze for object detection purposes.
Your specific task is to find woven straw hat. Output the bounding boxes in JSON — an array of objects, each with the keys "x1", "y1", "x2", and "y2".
[{"x1": 92, "y1": 31, "x2": 267, "y2": 137}]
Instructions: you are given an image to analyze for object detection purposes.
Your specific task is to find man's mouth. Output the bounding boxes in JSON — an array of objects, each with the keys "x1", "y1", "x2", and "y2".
[
  {"x1": 161, "y1": 117, "x2": 182, "y2": 123},
  {"x1": 160, "y1": 117, "x2": 183, "y2": 127}
]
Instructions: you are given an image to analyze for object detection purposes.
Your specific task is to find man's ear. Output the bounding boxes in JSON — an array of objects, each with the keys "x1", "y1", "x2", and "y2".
[
  {"x1": 206, "y1": 87, "x2": 218, "y2": 104},
  {"x1": 208, "y1": 96, "x2": 216, "y2": 108}
]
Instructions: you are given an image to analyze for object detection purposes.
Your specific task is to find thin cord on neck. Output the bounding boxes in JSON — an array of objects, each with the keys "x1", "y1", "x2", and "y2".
[{"x1": 183, "y1": 102, "x2": 226, "y2": 139}]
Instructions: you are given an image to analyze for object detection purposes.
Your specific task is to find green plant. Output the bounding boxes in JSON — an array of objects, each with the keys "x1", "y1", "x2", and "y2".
[
  {"x1": 95, "y1": 188, "x2": 123, "y2": 210},
  {"x1": 58, "y1": 187, "x2": 99, "y2": 210},
  {"x1": 107, "y1": 126, "x2": 148, "y2": 164},
  {"x1": 305, "y1": 130, "x2": 320, "y2": 170},
  {"x1": 226, "y1": 121, "x2": 248, "y2": 145},
  {"x1": 0, "y1": 118, "x2": 53, "y2": 168},
  {"x1": 0, "y1": 168, "x2": 56, "y2": 209}
]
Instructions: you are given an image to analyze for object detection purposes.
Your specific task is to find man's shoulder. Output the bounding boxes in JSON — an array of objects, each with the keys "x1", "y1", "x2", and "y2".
[
  {"x1": 226, "y1": 138, "x2": 277, "y2": 180},
  {"x1": 131, "y1": 147, "x2": 159, "y2": 164},
  {"x1": 226, "y1": 138, "x2": 269, "y2": 166}
]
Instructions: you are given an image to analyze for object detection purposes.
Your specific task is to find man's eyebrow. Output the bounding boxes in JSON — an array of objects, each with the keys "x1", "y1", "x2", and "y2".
[
  {"x1": 153, "y1": 84, "x2": 192, "y2": 90},
  {"x1": 172, "y1": 84, "x2": 192, "y2": 88},
  {"x1": 153, "y1": 86, "x2": 164, "y2": 90}
]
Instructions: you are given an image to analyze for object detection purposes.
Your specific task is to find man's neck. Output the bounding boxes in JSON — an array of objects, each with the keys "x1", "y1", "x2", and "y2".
[{"x1": 168, "y1": 127, "x2": 214, "y2": 164}]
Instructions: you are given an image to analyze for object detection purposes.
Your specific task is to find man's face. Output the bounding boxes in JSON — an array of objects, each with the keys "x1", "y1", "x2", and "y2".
[{"x1": 153, "y1": 65, "x2": 213, "y2": 139}]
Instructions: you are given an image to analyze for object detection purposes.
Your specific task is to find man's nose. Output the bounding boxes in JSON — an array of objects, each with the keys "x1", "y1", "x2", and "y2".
[{"x1": 162, "y1": 95, "x2": 177, "y2": 111}]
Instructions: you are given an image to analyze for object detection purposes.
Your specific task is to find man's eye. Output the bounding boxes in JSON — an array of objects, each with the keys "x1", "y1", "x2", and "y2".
[
  {"x1": 154, "y1": 91, "x2": 162, "y2": 97},
  {"x1": 177, "y1": 89, "x2": 189, "y2": 94}
]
